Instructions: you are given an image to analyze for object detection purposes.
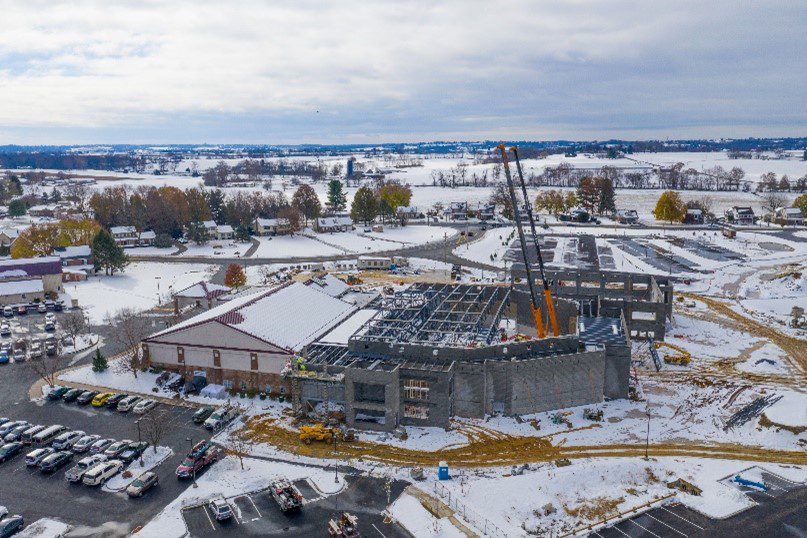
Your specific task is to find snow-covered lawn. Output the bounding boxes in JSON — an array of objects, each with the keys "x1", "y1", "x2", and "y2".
[
  {"x1": 453, "y1": 227, "x2": 514, "y2": 268},
  {"x1": 389, "y1": 493, "x2": 464, "y2": 538},
  {"x1": 179, "y1": 240, "x2": 250, "y2": 258},
  {"x1": 59, "y1": 357, "x2": 164, "y2": 395},
  {"x1": 15, "y1": 518, "x2": 70, "y2": 538},
  {"x1": 67, "y1": 262, "x2": 217, "y2": 323},
  {"x1": 137, "y1": 456, "x2": 346, "y2": 538},
  {"x1": 763, "y1": 393, "x2": 807, "y2": 429},
  {"x1": 251, "y1": 234, "x2": 343, "y2": 258},
  {"x1": 104, "y1": 446, "x2": 174, "y2": 492}
]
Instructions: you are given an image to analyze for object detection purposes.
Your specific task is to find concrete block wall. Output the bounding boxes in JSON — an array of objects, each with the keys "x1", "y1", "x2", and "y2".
[
  {"x1": 398, "y1": 367, "x2": 453, "y2": 429},
  {"x1": 344, "y1": 366, "x2": 400, "y2": 432},
  {"x1": 603, "y1": 343, "x2": 631, "y2": 399}
]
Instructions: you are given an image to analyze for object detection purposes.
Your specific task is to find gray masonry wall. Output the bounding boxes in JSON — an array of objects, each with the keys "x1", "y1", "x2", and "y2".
[
  {"x1": 344, "y1": 366, "x2": 400, "y2": 432},
  {"x1": 603, "y1": 343, "x2": 631, "y2": 399}
]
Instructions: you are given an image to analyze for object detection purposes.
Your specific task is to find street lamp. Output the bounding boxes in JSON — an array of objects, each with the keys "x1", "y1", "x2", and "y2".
[{"x1": 135, "y1": 418, "x2": 144, "y2": 467}]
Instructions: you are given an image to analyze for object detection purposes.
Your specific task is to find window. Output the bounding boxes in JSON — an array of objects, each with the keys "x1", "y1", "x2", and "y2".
[
  {"x1": 250, "y1": 353, "x2": 258, "y2": 371},
  {"x1": 213, "y1": 350, "x2": 221, "y2": 367},
  {"x1": 404, "y1": 379, "x2": 429, "y2": 401},
  {"x1": 404, "y1": 405, "x2": 429, "y2": 419},
  {"x1": 265, "y1": 384, "x2": 272, "y2": 394},
  {"x1": 223, "y1": 380, "x2": 233, "y2": 389},
  {"x1": 240, "y1": 381, "x2": 248, "y2": 391},
  {"x1": 177, "y1": 347, "x2": 185, "y2": 364}
]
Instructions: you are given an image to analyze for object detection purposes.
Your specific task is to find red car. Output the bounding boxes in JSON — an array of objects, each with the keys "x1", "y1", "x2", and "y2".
[{"x1": 175, "y1": 441, "x2": 220, "y2": 479}]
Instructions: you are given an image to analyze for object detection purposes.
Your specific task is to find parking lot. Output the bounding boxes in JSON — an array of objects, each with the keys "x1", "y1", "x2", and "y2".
[
  {"x1": 182, "y1": 475, "x2": 411, "y2": 537},
  {"x1": 0, "y1": 354, "x2": 215, "y2": 536},
  {"x1": 589, "y1": 469, "x2": 807, "y2": 538},
  {"x1": 0, "y1": 306, "x2": 73, "y2": 360}
]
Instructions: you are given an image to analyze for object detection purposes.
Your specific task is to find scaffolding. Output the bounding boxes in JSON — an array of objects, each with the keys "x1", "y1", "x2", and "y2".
[{"x1": 355, "y1": 283, "x2": 511, "y2": 347}]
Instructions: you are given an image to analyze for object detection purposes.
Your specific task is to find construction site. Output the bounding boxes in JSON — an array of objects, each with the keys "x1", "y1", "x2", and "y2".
[{"x1": 285, "y1": 147, "x2": 673, "y2": 432}]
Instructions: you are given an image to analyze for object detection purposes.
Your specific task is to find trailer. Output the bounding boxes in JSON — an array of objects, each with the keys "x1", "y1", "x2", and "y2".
[{"x1": 270, "y1": 478, "x2": 304, "y2": 512}]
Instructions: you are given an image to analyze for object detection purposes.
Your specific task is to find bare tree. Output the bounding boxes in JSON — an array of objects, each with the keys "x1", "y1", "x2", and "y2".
[
  {"x1": 27, "y1": 353, "x2": 68, "y2": 388},
  {"x1": 61, "y1": 310, "x2": 87, "y2": 346},
  {"x1": 761, "y1": 191, "x2": 788, "y2": 217},
  {"x1": 105, "y1": 307, "x2": 152, "y2": 378},
  {"x1": 226, "y1": 429, "x2": 253, "y2": 470},
  {"x1": 139, "y1": 406, "x2": 171, "y2": 454}
]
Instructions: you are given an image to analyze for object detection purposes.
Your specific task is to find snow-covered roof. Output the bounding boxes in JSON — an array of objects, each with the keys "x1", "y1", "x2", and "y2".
[
  {"x1": 255, "y1": 218, "x2": 290, "y2": 227},
  {"x1": 110, "y1": 226, "x2": 136, "y2": 235},
  {"x1": 56, "y1": 245, "x2": 91, "y2": 259},
  {"x1": 217, "y1": 224, "x2": 234, "y2": 233},
  {"x1": 202, "y1": 220, "x2": 217, "y2": 229},
  {"x1": 174, "y1": 280, "x2": 230, "y2": 299},
  {"x1": 0, "y1": 256, "x2": 62, "y2": 278},
  {"x1": 0, "y1": 228, "x2": 20, "y2": 238},
  {"x1": 318, "y1": 308, "x2": 379, "y2": 345},
  {"x1": 148, "y1": 282, "x2": 357, "y2": 352},
  {"x1": 0, "y1": 278, "x2": 44, "y2": 296},
  {"x1": 687, "y1": 208, "x2": 703, "y2": 215},
  {"x1": 317, "y1": 216, "x2": 353, "y2": 227},
  {"x1": 732, "y1": 206, "x2": 754, "y2": 214},
  {"x1": 139, "y1": 230, "x2": 156, "y2": 240},
  {"x1": 303, "y1": 273, "x2": 349, "y2": 298},
  {"x1": 781, "y1": 207, "x2": 803, "y2": 216}
]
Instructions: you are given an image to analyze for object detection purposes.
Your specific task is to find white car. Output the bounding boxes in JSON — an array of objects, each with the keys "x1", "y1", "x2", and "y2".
[
  {"x1": 117, "y1": 395, "x2": 141, "y2": 412},
  {"x1": 0, "y1": 505, "x2": 7, "y2": 520},
  {"x1": 52, "y1": 430, "x2": 85, "y2": 450},
  {"x1": 204, "y1": 407, "x2": 238, "y2": 431},
  {"x1": 65, "y1": 454, "x2": 107, "y2": 483},
  {"x1": 45, "y1": 312, "x2": 56, "y2": 323},
  {"x1": 132, "y1": 399, "x2": 157, "y2": 414},
  {"x1": 82, "y1": 459, "x2": 124, "y2": 486}
]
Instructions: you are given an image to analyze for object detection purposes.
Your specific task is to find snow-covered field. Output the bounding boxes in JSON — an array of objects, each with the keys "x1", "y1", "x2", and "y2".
[{"x1": 67, "y1": 262, "x2": 217, "y2": 323}]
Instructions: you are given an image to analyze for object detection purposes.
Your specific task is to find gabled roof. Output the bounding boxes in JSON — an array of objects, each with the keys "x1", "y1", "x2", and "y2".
[
  {"x1": 217, "y1": 224, "x2": 234, "y2": 233},
  {"x1": 110, "y1": 226, "x2": 136, "y2": 235},
  {"x1": 174, "y1": 280, "x2": 230, "y2": 300},
  {"x1": 316, "y1": 216, "x2": 353, "y2": 227},
  {"x1": 255, "y1": 218, "x2": 290, "y2": 227},
  {"x1": 147, "y1": 282, "x2": 357, "y2": 352},
  {"x1": 55, "y1": 245, "x2": 91, "y2": 258},
  {"x1": 0, "y1": 278, "x2": 44, "y2": 296},
  {"x1": 303, "y1": 273, "x2": 349, "y2": 298}
]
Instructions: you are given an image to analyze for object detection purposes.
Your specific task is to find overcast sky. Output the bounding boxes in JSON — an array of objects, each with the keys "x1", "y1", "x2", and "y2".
[{"x1": 0, "y1": 0, "x2": 804, "y2": 144}]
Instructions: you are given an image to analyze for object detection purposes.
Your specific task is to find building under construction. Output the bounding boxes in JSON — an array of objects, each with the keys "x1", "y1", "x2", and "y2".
[{"x1": 288, "y1": 270, "x2": 672, "y2": 432}]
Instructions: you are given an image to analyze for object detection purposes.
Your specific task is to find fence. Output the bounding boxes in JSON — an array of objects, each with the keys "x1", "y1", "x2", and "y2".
[{"x1": 433, "y1": 482, "x2": 509, "y2": 538}]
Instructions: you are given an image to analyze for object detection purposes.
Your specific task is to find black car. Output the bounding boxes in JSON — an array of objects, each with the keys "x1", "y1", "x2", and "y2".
[
  {"x1": 54, "y1": 301, "x2": 64, "y2": 312},
  {"x1": 105, "y1": 393, "x2": 128, "y2": 408},
  {"x1": 47, "y1": 386, "x2": 70, "y2": 400},
  {"x1": 118, "y1": 442, "x2": 149, "y2": 463},
  {"x1": 0, "y1": 515, "x2": 23, "y2": 537},
  {"x1": 62, "y1": 388, "x2": 83, "y2": 402},
  {"x1": 76, "y1": 391, "x2": 99, "y2": 405},
  {"x1": 0, "y1": 442, "x2": 23, "y2": 463},
  {"x1": 192, "y1": 407, "x2": 214, "y2": 424},
  {"x1": 39, "y1": 450, "x2": 73, "y2": 472}
]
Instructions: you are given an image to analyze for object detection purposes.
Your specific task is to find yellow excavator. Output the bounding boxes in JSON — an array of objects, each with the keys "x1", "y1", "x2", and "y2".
[{"x1": 498, "y1": 144, "x2": 559, "y2": 338}]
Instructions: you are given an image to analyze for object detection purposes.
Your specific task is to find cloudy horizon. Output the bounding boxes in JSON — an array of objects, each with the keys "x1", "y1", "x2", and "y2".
[{"x1": 0, "y1": 0, "x2": 805, "y2": 144}]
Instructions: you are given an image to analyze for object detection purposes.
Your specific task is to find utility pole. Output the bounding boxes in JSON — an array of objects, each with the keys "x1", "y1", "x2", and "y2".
[
  {"x1": 644, "y1": 401, "x2": 651, "y2": 460},
  {"x1": 136, "y1": 418, "x2": 144, "y2": 466},
  {"x1": 186, "y1": 437, "x2": 197, "y2": 487}
]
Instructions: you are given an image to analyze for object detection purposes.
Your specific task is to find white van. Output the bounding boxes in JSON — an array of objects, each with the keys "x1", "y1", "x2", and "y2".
[
  {"x1": 82, "y1": 460, "x2": 124, "y2": 486},
  {"x1": 117, "y1": 395, "x2": 141, "y2": 412},
  {"x1": 32, "y1": 425, "x2": 67, "y2": 445}
]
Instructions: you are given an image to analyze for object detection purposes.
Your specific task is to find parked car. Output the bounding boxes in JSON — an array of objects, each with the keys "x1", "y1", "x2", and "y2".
[
  {"x1": 103, "y1": 440, "x2": 133, "y2": 459},
  {"x1": 16, "y1": 305, "x2": 26, "y2": 316},
  {"x1": 52, "y1": 430, "x2": 85, "y2": 450},
  {"x1": 82, "y1": 460, "x2": 124, "y2": 486},
  {"x1": 25, "y1": 447, "x2": 55, "y2": 467},
  {"x1": 89, "y1": 438, "x2": 115, "y2": 454},
  {"x1": 118, "y1": 442, "x2": 149, "y2": 464},
  {"x1": 0, "y1": 323, "x2": 10, "y2": 337},
  {"x1": 46, "y1": 386, "x2": 70, "y2": 400},
  {"x1": 32, "y1": 425, "x2": 67, "y2": 445},
  {"x1": 39, "y1": 450, "x2": 73, "y2": 472},
  {"x1": 0, "y1": 515, "x2": 23, "y2": 537},
  {"x1": 133, "y1": 399, "x2": 157, "y2": 415},
  {"x1": 91, "y1": 393, "x2": 114, "y2": 407},
  {"x1": 76, "y1": 391, "x2": 99, "y2": 406},
  {"x1": 54, "y1": 301, "x2": 64, "y2": 312},
  {"x1": 0, "y1": 421, "x2": 28, "y2": 437},
  {"x1": 65, "y1": 454, "x2": 108, "y2": 483},
  {"x1": 0, "y1": 418, "x2": 9, "y2": 429},
  {"x1": 117, "y1": 395, "x2": 141, "y2": 412},
  {"x1": 72, "y1": 434, "x2": 101, "y2": 453},
  {"x1": 204, "y1": 407, "x2": 239, "y2": 431},
  {"x1": 0, "y1": 505, "x2": 6, "y2": 520},
  {"x1": 36, "y1": 303, "x2": 47, "y2": 314},
  {"x1": 20, "y1": 425, "x2": 46, "y2": 444},
  {"x1": 105, "y1": 393, "x2": 128, "y2": 408},
  {"x1": 44, "y1": 321, "x2": 56, "y2": 332},
  {"x1": 192, "y1": 407, "x2": 214, "y2": 424},
  {"x1": 208, "y1": 497, "x2": 233, "y2": 521},
  {"x1": 0, "y1": 352, "x2": 8, "y2": 364},
  {"x1": 45, "y1": 312, "x2": 56, "y2": 323},
  {"x1": 0, "y1": 442, "x2": 23, "y2": 463},
  {"x1": 126, "y1": 471, "x2": 159, "y2": 497},
  {"x1": 62, "y1": 388, "x2": 84, "y2": 402},
  {"x1": 3, "y1": 423, "x2": 32, "y2": 443},
  {"x1": 2, "y1": 307, "x2": 13, "y2": 318}
]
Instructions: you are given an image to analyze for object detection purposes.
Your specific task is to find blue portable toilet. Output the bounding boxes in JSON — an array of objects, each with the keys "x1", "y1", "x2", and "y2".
[{"x1": 438, "y1": 461, "x2": 450, "y2": 480}]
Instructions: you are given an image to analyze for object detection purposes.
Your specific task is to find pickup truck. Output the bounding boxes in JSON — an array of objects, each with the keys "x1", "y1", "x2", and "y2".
[
  {"x1": 175, "y1": 441, "x2": 220, "y2": 479},
  {"x1": 269, "y1": 478, "x2": 304, "y2": 512}
]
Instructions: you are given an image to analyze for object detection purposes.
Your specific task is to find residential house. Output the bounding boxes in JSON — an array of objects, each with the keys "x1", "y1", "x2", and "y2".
[
  {"x1": 215, "y1": 224, "x2": 234, "y2": 240},
  {"x1": 682, "y1": 208, "x2": 704, "y2": 225},
  {"x1": 315, "y1": 216, "x2": 353, "y2": 233},
  {"x1": 774, "y1": 207, "x2": 804, "y2": 226},
  {"x1": 172, "y1": 280, "x2": 231, "y2": 313},
  {"x1": 727, "y1": 207, "x2": 755, "y2": 225},
  {"x1": 55, "y1": 245, "x2": 93, "y2": 282},
  {"x1": 396, "y1": 206, "x2": 421, "y2": 221},
  {"x1": 138, "y1": 230, "x2": 156, "y2": 246},
  {"x1": 616, "y1": 209, "x2": 639, "y2": 224},
  {"x1": 254, "y1": 218, "x2": 292, "y2": 236},
  {"x1": 443, "y1": 202, "x2": 468, "y2": 221},
  {"x1": 110, "y1": 226, "x2": 139, "y2": 247},
  {"x1": 0, "y1": 229, "x2": 20, "y2": 248},
  {"x1": 27, "y1": 205, "x2": 55, "y2": 218}
]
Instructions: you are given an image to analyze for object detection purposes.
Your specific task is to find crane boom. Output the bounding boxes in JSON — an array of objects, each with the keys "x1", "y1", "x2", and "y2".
[
  {"x1": 511, "y1": 147, "x2": 559, "y2": 337},
  {"x1": 497, "y1": 144, "x2": 546, "y2": 339}
]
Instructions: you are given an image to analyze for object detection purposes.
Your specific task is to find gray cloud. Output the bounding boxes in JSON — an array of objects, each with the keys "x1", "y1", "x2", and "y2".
[{"x1": 0, "y1": 0, "x2": 804, "y2": 143}]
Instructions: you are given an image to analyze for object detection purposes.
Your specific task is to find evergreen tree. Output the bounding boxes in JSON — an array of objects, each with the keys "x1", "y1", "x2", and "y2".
[
  {"x1": 326, "y1": 179, "x2": 347, "y2": 213},
  {"x1": 92, "y1": 229, "x2": 129, "y2": 275},
  {"x1": 596, "y1": 177, "x2": 616, "y2": 214},
  {"x1": 92, "y1": 349, "x2": 108, "y2": 373},
  {"x1": 350, "y1": 186, "x2": 379, "y2": 225},
  {"x1": 8, "y1": 198, "x2": 26, "y2": 217},
  {"x1": 187, "y1": 221, "x2": 210, "y2": 245}
]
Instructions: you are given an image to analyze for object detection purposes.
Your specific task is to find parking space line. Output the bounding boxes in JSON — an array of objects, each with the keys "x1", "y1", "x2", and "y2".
[
  {"x1": 372, "y1": 523, "x2": 388, "y2": 538},
  {"x1": 590, "y1": 531, "x2": 606, "y2": 538},
  {"x1": 627, "y1": 517, "x2": 661, "y2": 537},
  {"x1": 659, "y1": 506, "x2": 704, "y2": 530},
  {"x1": 248, "y1": 495, "x2": 262, "y2": 519},
  {"x1": 645, "y1": 513, "x2": 687, "y2": 537},
  {"x1": 609, "y1": 523, "x2": 632, "y2": 537},
  {"x1": 203, "y1": 507, "x2": 216, "y2": 531}
]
